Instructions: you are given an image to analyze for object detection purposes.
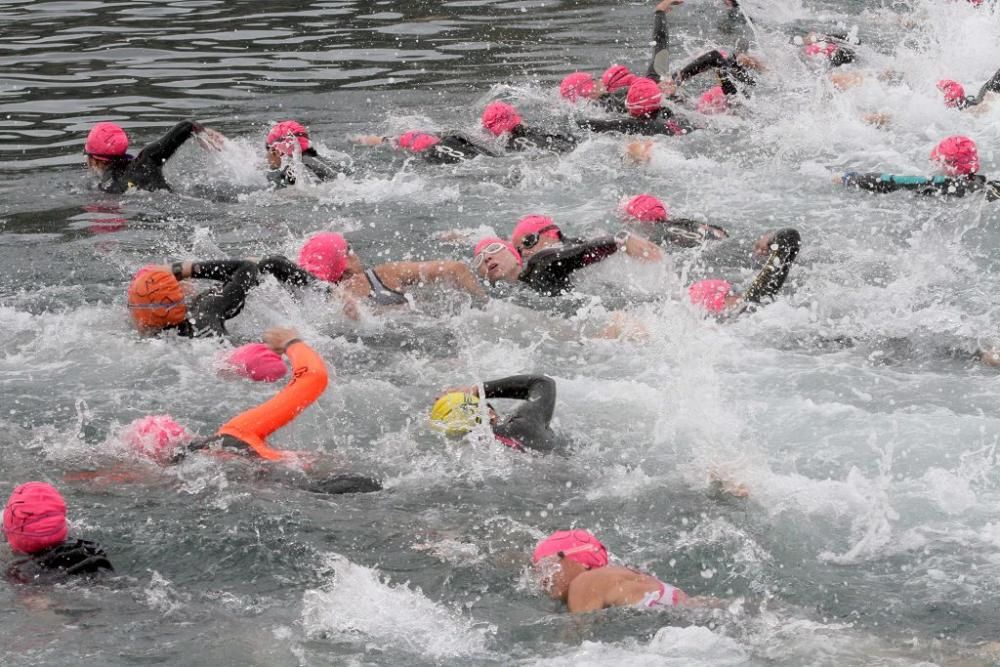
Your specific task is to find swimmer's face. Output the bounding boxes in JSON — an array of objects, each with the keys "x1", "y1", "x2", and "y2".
[
  {"x1": 85, "y1": 155, "x2": 108, "y2": 175},
  {"x1": 476, "y1": 247, "x2": 520, "y2": 283},
  {"x1": 266, "y1": 148, "x2": 283, "y2": 169},
  {"x1": 342, "y1": 250, "x2": 364, "y2": 279},
  {"x1": 534, "y1": 556, "x2": 584, "y2": 600},
  {"x1": 515, "y1": 235, "x2": 559, "y2": 260},
  {"x1": 752, "y1": 232, "x2": 775, "y2": 260}
]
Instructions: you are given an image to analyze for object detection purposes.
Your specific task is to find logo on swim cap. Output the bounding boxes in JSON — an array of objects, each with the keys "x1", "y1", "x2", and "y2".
[{"x1": 430, "y1": 392, "x2": 481, "y2": 436}]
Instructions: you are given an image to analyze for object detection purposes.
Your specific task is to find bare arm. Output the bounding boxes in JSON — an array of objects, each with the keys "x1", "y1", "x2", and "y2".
[
  {"x1": 623, "y1": 233, "x2": 663, "y2": 262},
  {"x1": 378, "y1": 260, "x2": 486, "y2": 298}
]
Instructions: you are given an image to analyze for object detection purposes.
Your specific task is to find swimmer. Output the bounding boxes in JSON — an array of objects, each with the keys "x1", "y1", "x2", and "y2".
[
  {"x1": 532, "y1": 529, "x2": 724, "y2": 613},
  {"x1": 688, "y1": 228, "x2": 801, "y2": 316},
  {"x1": 481, "y1": 101, "x2": 579, "y2": 155},
  {"x1": 472, "y1": 218, "x2": 661, "y2": 297},
  {"x1": 430, "y1": 374, "x2": 561, "y2": 452},
  {"x1": 576, "y1": 77, "x2": 697, "y2": 136},
  {"x1": 668, "y1": 48, "x2": 763, "y2": 105},
  {"x1": 839, "y1": 136, "x2": 1000, "y2": 201},
  {"x1": 123, "y1": 327, "x2": 382, "y2": 494},
  {"x1": 938, "y1": 68, "x2": 1000, "y2": 111},
  {"x1": 257, "y1": 232, "x2": 486, "y2": 312},
  {"x1": 126, "y1": 259, "x2": 260, "y2": 337},
  {"x1": 83, "y1": 120, "x2": 212, "y2": 194},
  {"x1": 352, "y1": 130, "x2": 501, "y2": 164},
  {"x1": 621, "y1": 194, "x2": 729, "y2": 247},
  {"x1": 3, "y1": 482, "x2": 113, "y2": 583},
  {"x1": 512, "y1": 214, "x2": 663, "y2": 262},
  {"x1": 265, "y1": 120, "x2": 350, "y2": 187},
  {"x1": 798, "y1": 31, "x2": 858, "y2": 68}
]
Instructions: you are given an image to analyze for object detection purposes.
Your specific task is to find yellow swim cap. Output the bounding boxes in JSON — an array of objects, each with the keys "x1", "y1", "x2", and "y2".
[{"x1": 430, "y1": 392, "x2": 480, "y2": 436}]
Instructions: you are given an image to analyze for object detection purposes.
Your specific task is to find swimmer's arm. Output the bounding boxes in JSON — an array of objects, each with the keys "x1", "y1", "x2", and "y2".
[
  {"x1": 483, "y1": 375, "x2": 556, "y2": 428},
  {"x1": 576, "y1": 118, "x2": 641, "y2": 133},
  {"x1": 165, "y1": 259, "x2": 256, "y2": 281},
  {"x1": 621, "y1": 233, "x2": 663, "y2": 262},
  {"x1": 257, "y1": 255, "x2": 315, "y2": 286},
  {"x1": 548, "y1": 237, "x2": 621, "y2": 271},
  {"x1": 672, "y1": 50, "x2": 727, "y2": 84},
  {"x1": 281, "y1": 338, "x2": 329, "y2": 395},
  {"x1": 138, "y1": 120, "x2": 201, "y2": 166},
  {"x1": 741, "y1": 229, "x2": 800, "y2": 303},
  {"x1": 379, "y1": 260, "x2": 486, "y2": 298},
  {"x1": 841, "y1": 172, "x2": 923, "y2": 193}
]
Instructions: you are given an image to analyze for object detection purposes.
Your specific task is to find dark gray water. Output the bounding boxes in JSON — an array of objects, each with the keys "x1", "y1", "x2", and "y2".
[{"x1": 2, "y1": 0, "x2": 1000, "y2": 665}]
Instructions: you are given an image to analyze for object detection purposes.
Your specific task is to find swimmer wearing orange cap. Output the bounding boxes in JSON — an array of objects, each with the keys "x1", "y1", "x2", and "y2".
[
  {"x1": 127, "y1": 260, "x2": 259, "y2": 337},
  {"x1": 532, "y1": 529, "x2": 725, "y2": 613}
]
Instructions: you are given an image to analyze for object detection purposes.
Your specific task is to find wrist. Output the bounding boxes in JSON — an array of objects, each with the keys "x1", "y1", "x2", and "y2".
[
  {"x1": 171, "y1": 261, "x2": 184, "y2": 280},
  {"x1": 614, "y1": 230, "x2": 630, "y2": 248},
  {"x1": 280, "y1": 338, "x2": 302, "y2": 354}
]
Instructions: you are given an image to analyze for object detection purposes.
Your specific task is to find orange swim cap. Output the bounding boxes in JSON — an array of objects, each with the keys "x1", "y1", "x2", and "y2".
[{"x1": 127, "y1": 266, "x2": 187, "y2": 330}]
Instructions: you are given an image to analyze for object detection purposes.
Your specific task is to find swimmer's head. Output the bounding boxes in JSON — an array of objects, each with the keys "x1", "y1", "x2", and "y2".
[
  {"x1": 559, "y1": 72, "x2": 597, "y2": 102},
  {"x1": 3, "y1": 482, "x2": 68, "y2": 555},
  {"x1": 803, "y1": 42, "x2": 838, "y2": 59},
  {"x1": 430, "y1": 392, "x2": 481, "y2": 436},
  {"x1": 532, "y1": 529, "x2": 609, "y2": 598},
  {"x1": 930, "y1": 135, "x2": 979, "y2": 176},
  {"x1": 123, "y1": 415, "x2": 193, "y2": 465},
  {"x1": 625, "y1": 78, "x2": 663, "y2": 118},
  {"x1": 224, "y1": 343, "x2": 287, "y2": 383},
  {"x1": 688, "y1": 279, "x2": 733, "y2": 313},
  {"x1": 937, "y1": 80, "x2": 967, "y2": 108},
  {"x1": 512, "y1": 215, "x2": 562, "y2": 258},
  {"x1": 697, "y1": 86, "x2": 729, "y2": 114},
  {"x1": 472, "y1": 237, "x2": 522, "y2": 282},
  {"x1": 266, "y1": 120, "x2": 310, "y2": 154},
  {"x1": 127, "y1": 266, "x2": 188, "y2": 332},
  {"x1": 602, "y1": 64, "x2": 635, "y2": 93},
  {"x1": 85, "y1": 122, "x2": 129, "y2": 161},
  {"x1": 623, "y1": 194, "x2": 668, "y2": 223},
  {"x1": 398, "y1": 131, "x2": 441, "y2": 153},
  {"x1": 482, "y1": 101, "x2": 523, "y2": 137},
  {"x1": 298, "y1": 232, "x2": 353, "y2": 283}
]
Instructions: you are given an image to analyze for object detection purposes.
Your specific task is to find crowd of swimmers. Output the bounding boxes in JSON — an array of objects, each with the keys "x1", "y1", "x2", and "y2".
[{"x1": 6, "y1": 0, "x2": 999, "y2": 624}]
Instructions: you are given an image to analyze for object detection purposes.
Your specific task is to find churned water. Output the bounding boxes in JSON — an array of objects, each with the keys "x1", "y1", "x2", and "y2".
[{"x1": 1, "y1": 0, "x2": 1000, "y2": 665}]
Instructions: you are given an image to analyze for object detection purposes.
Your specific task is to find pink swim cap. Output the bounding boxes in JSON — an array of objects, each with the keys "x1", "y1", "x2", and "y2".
[
  {"x1": 225, "y1": 343, "x2": 287, "y2": 382},
  {"x1": 930, "y1": 135, "x2": 979, "y2": 176},
  {"x1": 697, "y1": 85, "x2": 729, "y2": 114},
  {"x1": 85, "y1": 122, "x2": 129, "y2": 160},
  {"x1": 398, "y1": 131, "x2": 441, "y2": 153},
  {"x1": 626, "y1": 78, "x2": 663, "y2": 117},
  {"x1": 602, "y1": 64, "x2": 636, "y2": 93},
  {"x1": 559, "y1": 72, "x2": 595, "y2": 102},
  {"x1": 299, "y1": 232, "x2": 351, "y2": 283},
  {"x1": 624, "y1": 194, "x2": 668, "y2": 222},
  {"x1": 803, "y1": 42, "x2": 838, "y2": 58},
  {"x1": 512, "y1": 215, "x2": 561, "y2": 245},
  {"x1": 473, "y1": 237, "x2": 523, "y2": 266},
  {"x1": 689, "y1": 279, "x2": 733, "y2": 313},
  {"x1": 482, "y1": 101, "x2": 523, "y2": 136},
  {"x1": 3, "y1": 482, "x2": 69, "y2": 554},
  {"x1": 937, "y1": 80, "x2": 966, "y2": 108},
  {"x1": 266, "y1": 120, "x2": 310, "y2": 153},
  {"x1": 123, "y1": 415, "x2": 192, "y2": 463},
  {"x1": 532, "y1": 529, "x2": 609, "y2": 569}
]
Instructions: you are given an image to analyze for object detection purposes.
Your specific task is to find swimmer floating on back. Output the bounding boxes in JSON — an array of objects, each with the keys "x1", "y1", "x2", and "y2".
[
  {"x1": 839, "y1": 136, "x2": 1000, "y2": 201},
  {"x1": 3, "y1": 482, "x2": 113, "y2": 583},
  {"x1": 532, "y1": 529, "x2": 724, "y2": 613},
  {"x1": 84, "y1": 120, "x2": 217, "y2": 194},
  {"x1": 430, "y1": 374, "x2": 561, "y2": 452},
  {"x1": 123, "y1": 327, "x2": 382, "y2": 495}
]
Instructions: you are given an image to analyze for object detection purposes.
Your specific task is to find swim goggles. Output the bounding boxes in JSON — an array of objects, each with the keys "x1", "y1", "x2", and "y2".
[
  {"x1": 517, "y1": 225, "x2": 561, "y2": 251},
  {"x1": 471, "y1": 242, "x2": 508, "y2": 269}
]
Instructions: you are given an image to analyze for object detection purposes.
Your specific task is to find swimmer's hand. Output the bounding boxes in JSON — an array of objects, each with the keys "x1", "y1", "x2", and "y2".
[
  {"x1": 351, "y1": 134, "x2": 387, "y2": 147},
  {"x1": 263, "y1": 327, "x2": 301, "y2": 353},
  {"x1": 655, "y1": 0, "x2": 683, "y2": 12},
  {"x1": 658, "y1": 78, "x2": 678, "y2": 96},
  {"x1": 736, "y1": 53, "x2": 765, "y2": 71},
  {"x1": 440, "y1": 385, "x2": 479, "y2": 399},
  {"x1": 625, "y1": 140, "x2": 654, "y2": 165},
  {"x1": 342, "y1": 296, "x2": 361, "y2": 321},
  {"x1": 863, "y1": 112, "x2": 891, "y2": 128},
  {"x1": 194, "y1": 126, "x2": 229, "y2": 152},
  {"x1": 837, "y1": 171, "x2": 859, "y2": 186}
]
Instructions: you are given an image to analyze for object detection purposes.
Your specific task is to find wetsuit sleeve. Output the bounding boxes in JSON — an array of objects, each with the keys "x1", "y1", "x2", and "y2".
[
  {"x1": 217, "y1": 340, "x2": 329, "y2": 452},
  {"x1": 186, "y1": 260, "x2": 259, "y2": 337},
  {"x1": 970, "y1": 67, "x2": 1000, "y2": 106},
  {"x1": 672, "y1": 51, "x2": 728, "y2": 84},
  {"x1": 136, "y1": 120, "x2": 198, "y2": 167},
  {"x1": 742, "y1": 229, "x2": 800, "y2": 303},
  {"x1": 258, "y1": 255, "x2": 315, "y2": 286},
  {"x1": 547, "y1": 237, "x2": 620, "y2": 272},
  {"x1": 645, "y1": 10, "x2": 670, "y2": 81},
  {"x1": 189, "y1": 260, "x2": 253, "y2": 281},
  {"x1": 842, "y1": 173, "x2": 969, "y2": 196},
  {"x1": 424, "y1": 134, "x2": 501, "y2": 164},
  {"x1": 484, "y1": 374, "x2": 558, "y2": 452},
  {"x1": 509, "y1": 126, "x2": 578, "y2": 154}
]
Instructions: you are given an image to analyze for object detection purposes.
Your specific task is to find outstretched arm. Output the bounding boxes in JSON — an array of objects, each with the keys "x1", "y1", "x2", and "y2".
[
  {"x1": 646, "y1": 0, "x2": 683, "y2": 81},
  {"x1": 742, "y1": 229, "x2": 800, "y2": 303},
  {"x1": 376, "y1": 260, "x2": 486, "y2": 298},
  {"x1": 137, "y1": 120, "x2": 202, "y2": 166}
]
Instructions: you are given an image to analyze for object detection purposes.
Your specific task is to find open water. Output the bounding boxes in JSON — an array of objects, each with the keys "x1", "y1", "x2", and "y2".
[{"x1": 2, "y1": 0, "x2": 1000, "y2": 665}]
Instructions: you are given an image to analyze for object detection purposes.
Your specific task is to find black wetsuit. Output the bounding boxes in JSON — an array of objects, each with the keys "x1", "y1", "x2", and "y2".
[
  {"x1": 576, "y1": 110, "x2": 695, "y2": 136},
  {"x1": 98, "y1": 120, "x2": 199, "y2": 194},
  {"x1": 174, "y1": 260, "x2": 260, "y2": 338},
  {"x1": 843, "y1": 173, "x2": 1000, "y2": 201},
  {"x1": 636, "y1": 219, "x2": 729, "y2": 248},
  {"x1": 6, "y1": 539, "x2": 113, "y2": 584},
  {"x1": 518, "y1": 237, "x2": 620, "y2": 296},
  {"x1": 504, "y1": 125, "x2": 578, "y2": 155},
  {"x1": 810, "y1": 32, "x2": 857, "y2": 68},
  {"x1": 596, "y1": 90, "x2": 629, "y2": 114},
  {"x1": 956, "y1": 67, "x2": 1000, "y2": 109},
  {"x1": 258, "y1": 255, "x2": 409, "y2": 305},
  {"x1": 420, "y1": 133, "x2": 501, "y2": 164},
  {"x1": 267, "y1": 148, "x2": 347, "y2": 188},
  {"x1": 484, "y1": 374, "x2": 560, "y2": 452},
  {"x1": 673, "y1": 50, "x2": 756, "y2": 97},
  {"x1": 741, "y1": 228, "x2": 800, "y2": 307}
]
